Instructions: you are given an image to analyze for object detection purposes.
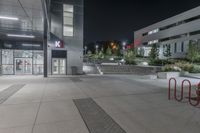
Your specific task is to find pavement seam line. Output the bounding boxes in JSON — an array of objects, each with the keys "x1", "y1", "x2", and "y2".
[{"x1": 31, "y1": 78, "x2": 47, "y2": 133}]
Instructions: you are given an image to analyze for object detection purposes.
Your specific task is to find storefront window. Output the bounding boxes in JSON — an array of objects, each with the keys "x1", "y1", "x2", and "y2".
[
  {"x1": 14, "y1": 50, "x2": 33, "y2": 58},
  {"x1": 33, "y1": 51, "x2": 44, "y2": 74},
  {"x1": 2, "y1": 50, "x2": 13, "y2": 65},
  {"x1": 1, "y1": 49, "x2": 44, "y2": 75},
  {"x1": 2, "y1": 65, "x2": 14, "y2": 74},
  {"x1": 2, "y1": 50, "x2": 14, "y2": 74}
]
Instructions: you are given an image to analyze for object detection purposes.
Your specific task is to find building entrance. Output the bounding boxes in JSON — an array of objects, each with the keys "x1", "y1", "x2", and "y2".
[
  {"x1": 15, "y1": 58, "x2": 32, "y2": 75},
  {"x1": 52, "y1": 58, "x2": 66, "y2": 75}
]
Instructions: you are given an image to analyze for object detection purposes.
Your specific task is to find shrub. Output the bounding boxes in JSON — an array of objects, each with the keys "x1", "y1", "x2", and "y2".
[
  {"x1": 190, "y1": 65, "x2": 200, "y2": 73},
  {"x1": 162, "y1": 64, "x2": 181, "y2": 72},
  {"x1": 162, "y1": 60, "x2": 200, "y2": 73},
  {"x1": 175, "y1": 61, "x2": 193, "y2": 72},
  {"x1": 124, "y1": 48, "x2": 136, "y2": 65},
  {"x1": 149, "y1": 59, "x2": 173, "y2": 66}
]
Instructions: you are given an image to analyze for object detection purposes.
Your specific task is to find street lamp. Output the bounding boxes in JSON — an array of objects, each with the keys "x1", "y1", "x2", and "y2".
[
  {"x1": 122, "y1": 41, "x2": 126, "y2": 58},
  {"x1": 123, "y1": 41, "x2": 126, "y2": 49},
  {"x1": 95, "y1": 45, "x2": 99, "y2": 54},
  {"x1": 84, "y1": 46, "x2": 87, "y2": 55}
]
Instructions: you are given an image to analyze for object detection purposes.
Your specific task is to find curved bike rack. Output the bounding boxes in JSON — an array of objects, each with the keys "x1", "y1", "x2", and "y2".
[
  {"x1": 168, "y1": 78, "x2": 200, "y2": 107},
  {"x1": 188, "y1": 82, "x2": 200, "y2": 107},
  {"x1": 168, "y1": 78, "x2": 177, "y2": 100},
  {"x1": 178, "y1": 79, "x2": 191, "y2": 102}
]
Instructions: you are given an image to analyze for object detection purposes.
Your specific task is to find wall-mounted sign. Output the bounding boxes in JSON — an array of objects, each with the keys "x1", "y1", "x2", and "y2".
[
  {"x1": 55, "y1": 40, "x2": 64, "y2": 48},
  {"x1": 50, "y1": 33, "x2": 64, "y2": 48}
]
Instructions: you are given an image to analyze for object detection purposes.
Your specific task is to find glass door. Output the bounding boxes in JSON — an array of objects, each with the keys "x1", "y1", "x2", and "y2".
[
  {"x1": 15, "y1": 58, "x2": 32, "y2": 75},
  {"x1": 59, "y1": 59, "x2": 66, "y2": 74},
  {"x1": 52, "y1": 58, "x2": 66, "y2": 75},
  {"x1": 23, "y1": 59, "x2": 32, "y2": 74},
  {"x1": 52, "y1": 59, "x2": 59, "y2": 74},
  {"x1": 15, "y1": 58, "x2": 23, "y2": 74}
]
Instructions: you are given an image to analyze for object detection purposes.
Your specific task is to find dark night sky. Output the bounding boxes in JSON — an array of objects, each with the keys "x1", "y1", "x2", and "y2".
[{"x1": 84, "y1": 0, "x2": 200, "y2": 42}]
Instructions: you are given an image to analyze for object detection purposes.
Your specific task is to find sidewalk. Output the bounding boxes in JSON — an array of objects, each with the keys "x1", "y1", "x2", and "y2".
[{"x1": 0, "y1": 75, "x2": 199, "y2": 133}]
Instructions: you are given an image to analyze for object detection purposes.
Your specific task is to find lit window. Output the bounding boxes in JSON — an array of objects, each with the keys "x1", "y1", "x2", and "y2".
[
  {"x1": 64, "y1": 4, "x2": 74, "y2": 12},
  {"x1": 63, "y1": 4, "x2": 74, "y2": 37},
  {"x1": 148, "y1": 28, "x2": 159, "y2": 35},
  {"x1": 148, "y1": 40, "x2": 158, "y2": 45},
  {"x1": 63, "y1": 26, "x2": 73, "y2": 36}
]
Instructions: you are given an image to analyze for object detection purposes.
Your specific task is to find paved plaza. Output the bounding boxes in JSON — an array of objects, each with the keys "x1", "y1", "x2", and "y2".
[{"x1": 0, "y1": 75, "x2": 199, "y2": 133}]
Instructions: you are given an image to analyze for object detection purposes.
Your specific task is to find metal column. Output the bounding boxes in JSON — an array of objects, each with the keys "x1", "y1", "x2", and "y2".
[{"x1": 41, "y1": 0, "x2": 49, "y2": 77}]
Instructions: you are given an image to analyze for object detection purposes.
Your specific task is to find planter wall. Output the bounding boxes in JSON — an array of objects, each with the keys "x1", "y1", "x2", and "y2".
[{"x1": 100, "y1": 65, "x2": 161, "y2": 75}]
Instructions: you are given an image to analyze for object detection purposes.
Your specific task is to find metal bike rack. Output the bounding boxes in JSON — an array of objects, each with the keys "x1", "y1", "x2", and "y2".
[
  {"x1": 175, "y1": 79, "x2": 191, "y2": 102},
  {"x1": 168, "y1": 78, "x2": 176, "y2": 100},
  {"x1": 188, "y1": 82, "x2": 200, "y2": 106},
  {"x1": 168, "y1": 78, "x2": 200, "y2": 107}
]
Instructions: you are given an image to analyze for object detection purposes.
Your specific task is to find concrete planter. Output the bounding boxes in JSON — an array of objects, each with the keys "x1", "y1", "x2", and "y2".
[
  {"x1": 180, "y1": 71, "x2": 189, "y2": 76},
  {"x1": 157, "y1": 72, "x2": 180, "y2": 79}
]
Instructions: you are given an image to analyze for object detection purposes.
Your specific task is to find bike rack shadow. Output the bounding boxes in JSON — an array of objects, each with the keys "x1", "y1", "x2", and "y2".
[{"x1": 168, "y1": 78, "x2": 200, "y2": 107}]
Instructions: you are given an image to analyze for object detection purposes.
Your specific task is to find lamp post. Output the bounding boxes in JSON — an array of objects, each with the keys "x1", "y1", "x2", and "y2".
[
  {"x1": 122, "y1": 41, "x2": 126, "y2": 58},
  {"x1": 84, "y1": 46, "x2": 87, "y2": 55},
  {"x1": 95, "y1": 45, "x2": 99, "y2": 54}
]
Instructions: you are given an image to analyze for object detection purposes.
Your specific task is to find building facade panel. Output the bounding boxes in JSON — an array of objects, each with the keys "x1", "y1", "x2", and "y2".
[
  {"x1": 0, "y1": 0, "x2": 84, "y2": 76},
  {"x1": 48, "y1": 0, "x2": 84, "y2": 75},
  {"x1": 135, "y1": 6, "x2": 200, "y2": 38},
  {"x1": 140, "y1": 19, "x2": 200, "y2": 44},
  {"x1": 134, "y1": 6, "x2": 200, "y2": 59}
]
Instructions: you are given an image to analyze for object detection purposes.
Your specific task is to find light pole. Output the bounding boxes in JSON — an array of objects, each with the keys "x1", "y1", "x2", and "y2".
[
  {"x1": 95, "y1": 45, "x2": 99, "y2": 54},
  {"x1": 122, "y1": 41, "x2": 126, "y2": 58},
  {"x1": 84, "y1": 46, "x2": 87, "y2": 55},
  {"x1": 94, "y1": 45, "x2": 99, "y2": 64}
]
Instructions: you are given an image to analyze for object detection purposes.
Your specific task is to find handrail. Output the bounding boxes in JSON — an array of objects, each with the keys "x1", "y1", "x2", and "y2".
[
  {"x1": 189, "y1": 82, "x2": 200, "y2": 106},
  {"x1": 168, "y1": 78, "x2": 177, "y2": 100}
]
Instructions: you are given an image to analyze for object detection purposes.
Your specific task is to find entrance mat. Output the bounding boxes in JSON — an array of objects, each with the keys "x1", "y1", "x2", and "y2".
[
  {"x1": 73, "y1": 98, "x2": 126, "y2": 133},
  {"x1": 0, "y1": 84, "x2": 25, "y2": 104}
]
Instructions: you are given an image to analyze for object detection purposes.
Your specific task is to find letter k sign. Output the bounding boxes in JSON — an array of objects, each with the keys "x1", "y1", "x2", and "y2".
[{"x1": 55, "y1": 41, "x2": 61, "y2": 48}]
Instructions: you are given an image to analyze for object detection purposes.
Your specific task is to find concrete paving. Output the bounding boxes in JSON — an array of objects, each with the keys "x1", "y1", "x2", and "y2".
[{"x1": 0, "y1": 75, "x2": 199, "y2": 133}]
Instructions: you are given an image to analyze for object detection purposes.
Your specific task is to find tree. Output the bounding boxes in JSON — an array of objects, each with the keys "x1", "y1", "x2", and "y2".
[
  {"x1": 163, "y1": 44, "x2": 171, "y2": 59},
  {"x1": 149, "y1": 43, "x2": 159, "y2": 62},
  {"x1": 187, "y1": 40, "x2": 200, "y2": 63},
  {"x1": 137, "y1": 47, "x2": 145, "y2": 57},
  {"x1": 98, "y1": 48, "x2": 104, "y2": 59},
  {"x1": 106, "y1": 46, "x2": 112, "y2": 56},
  {"x1": 87, "y1": 50, "x2": 92, "y2": 56},
  {"x1": 125, "y1": 48, "x2": 136, "y2": 65}
]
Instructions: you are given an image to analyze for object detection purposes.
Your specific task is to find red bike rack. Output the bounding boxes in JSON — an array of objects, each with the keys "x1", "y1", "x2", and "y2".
[
  {"x1": 168, "y1": 78, "x2": 176, "y2": 100},
  {"x1": 168, "y1": 78, "x2": 200, "y2": 107},
  {"x1": 175, "y1": 79, "x2": 191, "y2": 102},
  {"x1": 188, "y1": 82, "x2": 200, "y2": 106}
]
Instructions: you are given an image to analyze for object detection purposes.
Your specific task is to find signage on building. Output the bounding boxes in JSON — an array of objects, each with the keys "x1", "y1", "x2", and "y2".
[
  {"x1": 55, "y1": 40, "x2": 64, "y2": 48},
  {"x1": 50, "y1": 33, "x2": 64, "y2": 48}
]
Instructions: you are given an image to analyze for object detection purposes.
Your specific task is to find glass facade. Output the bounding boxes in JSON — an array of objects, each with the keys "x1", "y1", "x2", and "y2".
[
  {"x1": 1, "y1": 49, "x2": 44, "y2": 75},
  {"x1": 2, "y1": 50, "x2": 14, "y2": 74},
  {"x1": 33, "y1": 51, "x2": 44, "y2": 74}
]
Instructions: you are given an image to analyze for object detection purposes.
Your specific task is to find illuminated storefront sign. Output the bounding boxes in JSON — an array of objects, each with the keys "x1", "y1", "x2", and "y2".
[{"x1": 50, "y1": 33, "x2": 64, "y2": 48}]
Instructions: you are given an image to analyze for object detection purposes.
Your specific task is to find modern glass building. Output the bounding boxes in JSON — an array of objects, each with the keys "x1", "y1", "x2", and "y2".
[
  {"x1": 134, "y1": 6, "x2": 200, "y2": 59},
  {"x1": 0, "y1": 0, "x2": 84, "y2": 76}
]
